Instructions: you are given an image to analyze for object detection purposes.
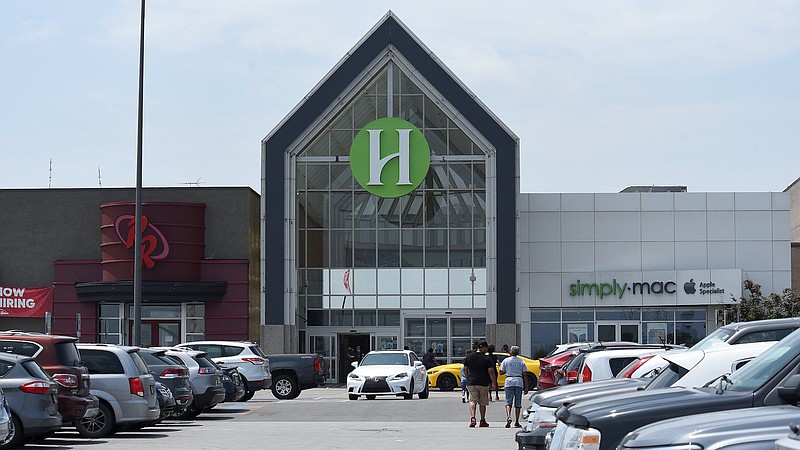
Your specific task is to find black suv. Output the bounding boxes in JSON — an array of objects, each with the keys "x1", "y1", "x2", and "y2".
[{"x1": 0, "y1": 331, "x2": 99, "y2": 426}]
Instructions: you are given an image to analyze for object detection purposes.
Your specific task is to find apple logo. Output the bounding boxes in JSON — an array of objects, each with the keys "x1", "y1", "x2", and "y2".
[{"x1": 684, "y1": 279, "x2": 696, "y2": 294}]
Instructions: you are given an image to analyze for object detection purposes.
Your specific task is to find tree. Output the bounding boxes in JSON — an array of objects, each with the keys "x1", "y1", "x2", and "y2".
[{"x1": 720, "y1": 279, "x2": 800, "y2": 323}]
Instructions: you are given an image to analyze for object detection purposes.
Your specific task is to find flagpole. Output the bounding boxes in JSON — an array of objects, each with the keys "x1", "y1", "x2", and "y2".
[{"x1": 132, "y1": 0, "x2": 146, "y2": 346}]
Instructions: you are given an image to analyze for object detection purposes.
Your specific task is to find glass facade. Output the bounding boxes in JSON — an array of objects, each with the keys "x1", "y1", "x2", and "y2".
[
  {"x1": 529, "y1": 308, "x2": 707, "y2": 358},
  {"x1": 296, "y1": 64, "x2": 488, "y2": 374}
]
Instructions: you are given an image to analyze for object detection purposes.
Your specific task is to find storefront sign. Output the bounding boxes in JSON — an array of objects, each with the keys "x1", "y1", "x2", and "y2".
[
  {"x1": 0, "y1": 286, "x2": 53, "y2": 317},
  {"x1": 113, "y1": 214, "x2": 170, "y2": 268},
  {"x1": 349, "y1": 118, "x2": 430, "y2": 198},
  {"x1": 564, "y1": 269, "x2": 741, "y2": 306}
]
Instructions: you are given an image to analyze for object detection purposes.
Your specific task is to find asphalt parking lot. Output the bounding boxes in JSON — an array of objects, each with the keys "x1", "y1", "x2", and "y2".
[{"x1": 24, "y1": 387, "x2": 525, "y2": 449}]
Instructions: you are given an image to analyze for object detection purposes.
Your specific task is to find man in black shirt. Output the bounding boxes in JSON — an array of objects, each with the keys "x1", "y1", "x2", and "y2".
[
  {"x1": 422, "y1": 348, "x2": 438, "y2": 369},
  {"x1": 463, "y1": 340, "x2": 497, "y2": 427}
]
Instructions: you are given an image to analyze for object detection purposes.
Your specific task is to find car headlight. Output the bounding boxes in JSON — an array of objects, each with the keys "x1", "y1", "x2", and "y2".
[
  {"x1": 533, "y1": 407, "x2": 557, "y2": 427},
  {"x1": 391, "y1": 372, "x2": 408, "y2": 380},
  {"x1": 427, "y1": 369, "x2": 439, "y2": 375},
  {"x1": 560, "y1": 425, "x2": 601, "y2": 450},
  {"x1": 348, "y1": 373, "x2": 363, "y2": 380}
]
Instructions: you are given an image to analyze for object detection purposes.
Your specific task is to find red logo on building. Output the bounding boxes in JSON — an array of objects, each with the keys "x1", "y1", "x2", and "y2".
[{"x1": 114, "y1": 215, "x2": 170, "y2": 268}]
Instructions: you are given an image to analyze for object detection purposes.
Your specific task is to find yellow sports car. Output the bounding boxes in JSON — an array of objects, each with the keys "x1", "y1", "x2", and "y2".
[{"x1": 426, "y1": 352, "x2": 540, "y2": 391}]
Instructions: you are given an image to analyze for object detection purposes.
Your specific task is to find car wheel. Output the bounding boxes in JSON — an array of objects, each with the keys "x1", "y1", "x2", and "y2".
[
  {"x1": 76, "y1": 402, "x2": 116, "y2": 438},
  {"x1": 239, "y1": 390, "x2": 255, "y2": 402},
  {"x1": 365, "y1": 395, "x2": 377, "y2": 400},
  {"x1": 418, "y1": 381, "x2": 430, "y2": 399},
  {"x1": 403, "y1": 379, "x2": 414, "y2": 400},
  {"x1": 348, "y1": 394, "x2": 358, "y2": 400},
  {"x1": 526, "y1": 373, "x2": 538, "y2": 391},
  {"x1": 1, "y1": 413, "x2": 24, "y2": 449},
  {"x1": 436, "y1": 373, "x2": 457, "y2": 391},
  {"x1": 271, "y1": 374, "x2": 300, "y2": 400}
]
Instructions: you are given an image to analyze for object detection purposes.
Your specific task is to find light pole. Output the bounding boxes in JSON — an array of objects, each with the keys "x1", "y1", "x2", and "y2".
[{"x1": 132, "y1": 0, "x2": 146, "y2": 346}]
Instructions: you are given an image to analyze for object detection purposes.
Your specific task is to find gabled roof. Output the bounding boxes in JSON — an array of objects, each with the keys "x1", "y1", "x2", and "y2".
[{"x1": 262, "y1": 11, "x2": 517, "y2": 154}]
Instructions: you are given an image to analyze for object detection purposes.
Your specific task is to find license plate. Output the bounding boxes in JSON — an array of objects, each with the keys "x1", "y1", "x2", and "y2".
[{"x1": 83, "y1": 407, "x2": 99, "y2": 418}]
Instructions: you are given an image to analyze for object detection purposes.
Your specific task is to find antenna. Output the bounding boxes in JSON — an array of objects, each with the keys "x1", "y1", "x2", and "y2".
[
  {"x1": 98, "y1": 166, "x2": 102, "y2": 187},
  {"x1": 48, "y1": 158, "x2": 52, "y2": 188},
  {"x1": 179, "y1": 177, "x2": 204, "y2": 187}
]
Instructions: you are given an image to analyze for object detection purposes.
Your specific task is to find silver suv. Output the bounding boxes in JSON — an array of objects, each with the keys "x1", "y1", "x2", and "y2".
[
  {"x1": 75, "y1": 344, "x2": 160, "y2": 437},
  {"x1": 176, "y1": 341, "x2": 271, "y2": 401},
  {"x1": 155, "y1": 348, "x2": 225, "y2": 418}
]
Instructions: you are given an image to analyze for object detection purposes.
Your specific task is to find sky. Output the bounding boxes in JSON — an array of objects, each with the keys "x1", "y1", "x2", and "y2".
[{"x1": 1, "y1": 1, "x2": 799, "y2": 194}]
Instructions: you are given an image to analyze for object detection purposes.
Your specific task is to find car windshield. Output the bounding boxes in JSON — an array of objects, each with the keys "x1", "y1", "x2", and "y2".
[
  {"x1": 723, "y1": 329, "x2": 800, "y2": 392},
  {"x1": 644, "y1": 362, "x2": 685, "y2": 389},
  {"x1": 360, "y1": 353, "x2": 409, "y2": 366},
  {"x1": 55, "y1": 342, "x2": 82, "y2": 366},
  {"x1": 130, "y1": 351, "x2": 150, "y2": 375},
  {"x1": 691, "y1": 327, "x2": 735, "y2": 351}
]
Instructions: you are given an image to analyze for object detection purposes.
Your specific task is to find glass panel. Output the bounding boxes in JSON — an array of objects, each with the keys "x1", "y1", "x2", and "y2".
[
  {"x1": 425, "y1": 229, "x2": 448, "y2": 267},
  {"x1": 307, "y1": 310, "x2": 325, "y2": 326},
  {"x1": 401, "y1": 229, "x2": 424, "y2": 267},
  {"x1": 377, "y1": 229, "x2": 400, "y2": 267},
  {"x1": 402, "y1": 192, "x2": 424, "y2": 228},
  {"x1": 448, "y1": 128, "x2": 472, "y2": 156},
  {"x1": 425, "y1": 296, "x2": 448, "y2": 308},
  {"x1": 449, "y1": 268, "x2": 473, "y2": 294},
  {"x1": 99, "y1": 304, "x2": 120, "y2": 317},
  {"x1": 304, "y1": 192, "x2": 329, "y2": 228},
  {"x1": 402, "y1": 296, "x2": 424, "y2": 308},
  {"x1": 451, "y1": 339, "x2": 472, "y2": 360},
  {"x1": 448, "y1": 191, "x2": 473, "y2": 226},
  {"x1": 473, "y1": 162, "x2": 486, "y2": 188},
  {"x1": 378, "y1": 310, "x2": 400, "y2": 326},
  {"x1": 353, "y1": 95, "x2": 377, "y2": 129},
  {"x1": 330, "y1": 310, "x2": 353, "y2": 327},
  {"x1": 186, "y1": 304, "x2": 204, "y2": 317},
  {"x1": 404, "y1": 338, "x2": 424, "y2": 355},
  {"x1": 472, "y1": 318, "x2": 486, "y2": 337},
  {"x1": 448, "y1": 162, "x2": 472, "y2": 189},
  {"x1": 531, "y1": 309, "x2": 561, "y2": 321},
  {"x1": 353, "y1": 193, "x2": 377, "y2": 228},
  {"x1": 99, "y1": 318, "x2": 120, "y2": 333},
  {"x1": 425, "y1": 191, "x2": 448, "y2": 228},
  {"x1": 377, "y1": 197, "x2": 402, "y2": 228},
  {"x1": 425, "y1": 268, "x2": 449, "y2": 294},
  {"x1": 377, "y1": 336, "x2": 397, "y2": 350},
  {"x1": 424, "y1": 96, "x2": 448, "y2": 129},
  {"x1": 675, "y1": 322, "x2": 706, "y2": 346},
  {"x1": 426, "y1": 162, "x2": 448, "y2": 189},
  {"x1": 620, "y1": 325, "x2": 639, "y2": 342},
  {"x1": 354, "y1": 310, "x2": 376, "y2": 326},
  {"x1": 596, "y1": 309, "x2": 641, "y2": 321},
  {"x1": 159, "y1": 323, "x2": 180, "y2": 347},
  {"x1": 427, "y1": 339, "x2": 447, "y2": 360},
  {"x1": 378, "y1": 310, "x2": 400, "y2": 327},
  {"x1": 353, "y1": 268, "x2": 376, "y2": 294},
  {"x1": 311, "y1": 336, "x2": 331, "y2": 357},
  {"x1": 130, "y1": 305, "x2": 180, "y2": 319},
  {"x1": 474, "y1": 295, "x2": 486, "y2": 309},
  {"x1": 405, "y1": 318, "x2": 425, "y2": 337},
  {"x1": 306, "y1": 164, "x2": 329, "y2": 190},
  {"x1": 449, "y1": 296, "x2": 472, "y2": 308},
  {"x1": 401, "y1": 269, "x2": 424, "y2": 294},
  {"x1": 676, "y1": 309, "x2": 706, "y2": 320},
  {"x1": 399, "y1": 94, "x2": 424, "y2": 128},
  {"x1": 562, "y1": 309, "x2": 594, "y2": 321},
  {"x1": 642, "y1": 309, "x2": 674, "y2": 321},
  {"x1": 304, "y1": 134, "x2": 329, "y2": 156},
  {"x1": 186, "y1": 318, "x2": 204, "y2": 334},
  {"x1": 330, "y1": 130, "x2": 352, "y2": 157},
  {"x1": 353, "y1": 229, "x2": 375, "y2": 267},
  {"x1": 597, "y1": 324, "x2": 616, "y2": 341},
  {"x1": 353, "y1": 296, "x2": 376, "y2": 308},
  {"x1": 473, "y1": 192, "x2": 486, "y2": 228},
  {"x1": 330, "y1": 192, "x2": 352, "y2": 228},
  {"x1": 377, "y1": 296, "x2": 400, "y2": 308},
  {"x1": 377, "y1": 269, "x2": 400, "y2": 294},
  {"x1": 330, "y1": 164, "x2": 352, "y2": 190},
  {"x1": 425, "y1": 129, "x2": 447, "y2": 157},
  {"x1": 330, "y1": 230, "x2": 352, "y2": 267},
  {"x1": 451, "y1": 318, "x2": 472, "y2": 337},
  {"x1": 531, "y1": 323, "x2": 561, "y2": 357}
]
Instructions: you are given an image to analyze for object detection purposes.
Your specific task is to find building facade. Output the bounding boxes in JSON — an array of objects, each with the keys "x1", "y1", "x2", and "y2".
[
  {"x1": 259, "y1": 12, "x2": 793, "y2": 382},
  {"x1": 0, "y1": 187, "x2": 260, "y2": 344}
]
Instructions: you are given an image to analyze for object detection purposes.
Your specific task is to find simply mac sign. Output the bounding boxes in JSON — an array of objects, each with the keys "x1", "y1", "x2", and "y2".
[
  {"x1": 562, "y1": 269, "x2": 742, "y2": 306},
  {"x1": 349, "y1": 118, "x2": 431, "y2": 198}
]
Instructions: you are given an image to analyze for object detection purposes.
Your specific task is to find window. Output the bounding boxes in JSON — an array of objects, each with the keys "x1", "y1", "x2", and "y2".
[{"x1": 80, "y1": 350, "x2": 124, "y2": 374}]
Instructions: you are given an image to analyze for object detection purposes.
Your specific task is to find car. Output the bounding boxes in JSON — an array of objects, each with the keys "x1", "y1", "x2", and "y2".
[
  {"x1": 516, "y1": 340, "x2": 774, "y2": 450},
  {"x1": 426, "y1": 352, "x2": 541, "y2": 391},
  {"x1": 154, "y1": 348, "x2": 225, "y2": 418},
  {"x1": 153, "y1": 382, "x2": 176, "y2": 422},
  {"x1": 549, "y1": 328, "x2": 800, "y2": 450},
  {"x1": 0, "y1": 391, "x2": 10, "y2": 446},
  {"x1": 777, "y1": 421, "x2": 800, "y2": 450},
  {"x1": 137, "y1": 348, "x2": 193, "y2": 417},
  {"x1": 75, "y1": 344, "x2": 160, "y2": 437},
  {"x1": 219, "y1": 365, "x2": 245, "y2": 403},
  {"x1": 691, "y1": 317, "x2": 800, "y2": 351},
  {"x1": 347, "y1": 350, "x2": 429, "y2": 400},
  {"x1": 175, "y1": 341, "x2": 270, "y2": 402},
  {"x1": 0, "y1": 331, "x2": 99, "y2": 426},
  {"x1": 620, "y1": 405, "x2": 800, "y2": 450},
  {"x1": 555, "y1": 344, "x2": 682, "y2": 386},
  {"x1": 0, "y1": 353, "x2": 61, "y2": 449}
]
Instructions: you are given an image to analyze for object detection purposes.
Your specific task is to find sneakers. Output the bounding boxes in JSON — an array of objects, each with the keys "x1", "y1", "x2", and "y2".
[
  {"x1": 461, "y1": 397, "x2": 466, "y2": 403},
  {"x1": 515, "y1": 422, "x2": 522, "y2": 428},
  {"x1": 505, "y1": 418, "x2": 512, "y2": 428},
  {"x1": 479, "y1": 420, "x2": 490, "y2": 427},
  {"x1": 469, "y1": 417, "x2": 477, "y2": 428}
]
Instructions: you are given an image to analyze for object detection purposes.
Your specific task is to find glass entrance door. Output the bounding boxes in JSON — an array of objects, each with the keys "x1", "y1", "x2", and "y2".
[
  {"x1": 596, "y1": 321, "x2": 640, "y2": 343},
  {"x1": 134, "y1": 321, "x2": 181, "y2": 347}
]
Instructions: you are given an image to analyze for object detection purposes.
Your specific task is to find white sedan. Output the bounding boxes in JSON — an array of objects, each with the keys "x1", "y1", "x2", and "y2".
[{"x1": 347, "y1": 350, "x2": 429, "y2": 400}]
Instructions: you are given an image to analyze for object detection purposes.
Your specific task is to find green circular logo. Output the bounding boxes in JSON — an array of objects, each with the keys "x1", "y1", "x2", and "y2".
[{"x1": 349, "y1": 118, "x2": 430, "y2": 198}]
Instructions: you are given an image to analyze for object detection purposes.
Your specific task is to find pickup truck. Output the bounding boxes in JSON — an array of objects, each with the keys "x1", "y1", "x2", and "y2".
[
  {"x1": 267, "y1": 353, "x2": 326, "y2": 400},
  {"x1": 549, "y1": 328, "x2": 800, "y2": 450}
]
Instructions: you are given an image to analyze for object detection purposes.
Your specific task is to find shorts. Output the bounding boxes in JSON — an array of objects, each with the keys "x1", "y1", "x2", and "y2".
[
  {"x1": 467, "y1": 385, "x2": 490, "y2": 406},
  {"x1": 505, "y1": 385, "x2": 523, "y2": 408}
]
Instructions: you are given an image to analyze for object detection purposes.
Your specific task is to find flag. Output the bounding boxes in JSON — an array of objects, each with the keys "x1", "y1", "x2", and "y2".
[{"x1": 343, "y1": 269, "x2": 352, "y2": 295}]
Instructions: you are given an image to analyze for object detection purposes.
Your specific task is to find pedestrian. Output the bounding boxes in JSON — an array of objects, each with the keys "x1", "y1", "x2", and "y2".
[
  {"x1": 354, "y1": 345, "x2": 362, "y2": 361},
  {"x1": 422, "y1": 347, "x2": 438, "y2": 369},
  {"x1": 501, "y1": 344, "x2": 509, "y2": 353},
  {"x1": 460, "y1": 349, "x2": 473, "y2": 403},
  {"x1": 463, "y1": 340, "x2": 497, "y2": 428},
  {"x1": 499, "y1": 345, "x2": 529, "y2": 428},
  {"x1": 471, "y1": 340, "x2": 479, "y2": 351},
  {"x1": 487, "y1": 344, "x2": 500, "y2": 401}
]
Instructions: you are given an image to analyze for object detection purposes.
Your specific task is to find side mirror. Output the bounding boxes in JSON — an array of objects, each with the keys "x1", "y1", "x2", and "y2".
[
  {"x1": 351, "y1": 361, "x2": 358, "y2": 369},
  {"x1": 777, "y1": 373, "x2": 800, "y2": 402},
  {"x1": 414, "y1": 361, "x2": 424, "y2": 367}
]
